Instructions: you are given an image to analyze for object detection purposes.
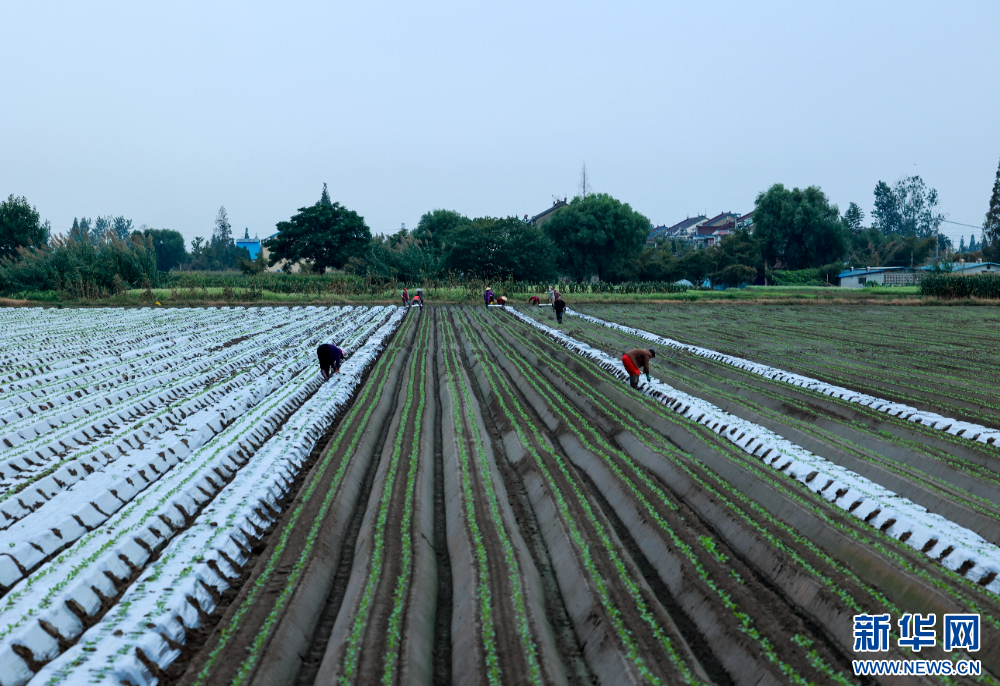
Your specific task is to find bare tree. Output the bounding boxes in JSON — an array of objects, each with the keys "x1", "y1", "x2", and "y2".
[{"x1": 579, "y1": 163, "x2": 592, "y2": 199}]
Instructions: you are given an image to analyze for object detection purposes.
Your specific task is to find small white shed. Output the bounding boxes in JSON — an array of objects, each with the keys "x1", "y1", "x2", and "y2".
[{"x1": 837, "y1": 266, "x2": 915, "y2": 288}]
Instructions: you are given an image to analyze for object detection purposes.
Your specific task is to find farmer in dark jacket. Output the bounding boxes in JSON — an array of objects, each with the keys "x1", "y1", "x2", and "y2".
[
  {"x1": 553, "y1": 296, "x2": 566, "y2": 324},
  {"x1": 622, "y1": 348, "x2": 655, "y2": 388},
  {"x1": 484, "y1": 287, "x2": 495, "y2": 306},
  {"x1": 317, "y1": 343, "x2": 345, "y2": 380}
]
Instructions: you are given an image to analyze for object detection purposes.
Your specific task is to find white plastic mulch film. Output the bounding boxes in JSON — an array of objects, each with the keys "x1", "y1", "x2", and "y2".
[
  {"x1": 504, "y1": 307, "x2": 1000, "y2": 596},
  {"x1": 0, "y1": 305, "x2": 406, "y2": 686}
]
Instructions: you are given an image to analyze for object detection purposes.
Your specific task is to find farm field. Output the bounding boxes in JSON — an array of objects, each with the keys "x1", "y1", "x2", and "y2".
[
  {"x1": 571, "y1": 304, "x2": 1000, "y2": 431},
  {"x1": 1, "y1": 304, "x2": 999, "y2": 685}
]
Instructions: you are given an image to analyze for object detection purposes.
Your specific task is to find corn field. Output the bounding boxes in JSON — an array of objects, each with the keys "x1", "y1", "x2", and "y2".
[{"x1": 920, "y1": 273, "x2": 1000, "y2": 299}]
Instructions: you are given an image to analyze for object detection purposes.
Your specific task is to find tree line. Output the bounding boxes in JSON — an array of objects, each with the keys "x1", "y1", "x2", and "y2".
[{"x1": 3, "y1": 158, "x2": 1000, "y2": 296}]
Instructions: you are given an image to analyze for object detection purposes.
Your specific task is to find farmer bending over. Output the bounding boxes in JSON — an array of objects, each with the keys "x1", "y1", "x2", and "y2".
[
  {"x1": 528, "y1": 295, "x2": 540, "y2": 305},
  {"x1": 317, "y1": 342, "x2": 345, "y2": 380},
  {"x1": 622, "y1": 348, "x2": 655, "y2": 388}
]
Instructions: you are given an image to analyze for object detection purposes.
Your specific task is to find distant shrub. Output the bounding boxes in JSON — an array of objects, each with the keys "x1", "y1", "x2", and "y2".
[
  {"x1": 770, "y1": 268, "x2": 825, "y2": 286},
  {"x1": 0, "y1": 231, "x2": 158, "y2": 298}
]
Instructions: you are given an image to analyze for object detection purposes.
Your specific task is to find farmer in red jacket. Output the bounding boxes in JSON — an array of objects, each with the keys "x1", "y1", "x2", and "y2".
[{"x1": 622, "y1": 348, "x2": 655, "y2": 388}]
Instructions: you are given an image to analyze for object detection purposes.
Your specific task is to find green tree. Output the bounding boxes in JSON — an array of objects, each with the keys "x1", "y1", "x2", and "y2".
[
  {"x1": 714, "y1": 264, "x2": 757, "y2": 288},
  {"x1": 443, "y1": 217, "x2": 555, "y2": 281},
  {"x1": 753, "y1": 184, "x2": 848, "y2": 270},
  {"x1": 212, "y1": 206, "x2": 233, "y2": 245},
  {"x1": 346, "y1": 228, "x2": 441, "y2": 282},
  {"x1": 984, "y1": 158, "x2": 1000, "y2": 246},
  {"x1": 605, "y1": 248, "x2": 680, "y2": 282},
  {"x1": 843, "y1": 202, "x2": 865, "y2": 231},
  {"x1": 238, "y1": 251, "x2": 267, "y2": 274},
  {"x1": 847, "y1": 227, "x2": 936, "y2": 268},
  {"x1": 677, "y1": 249, "x2": 714, "y2": 287},
  {"x1": 712, "y1": 229, "x2": 764, "y2": 285},
  {"x1": 412, "y1": 209, "x2": 472, "y2": 257},
  {"x1": 543, "y1": 193, "x2": 650, "y2": 281},
  {"x1": 264, "y1": 186, "x2": 371, "y2": 272},
  {"x1": 94, "y1": 216, "x2": 111, "y2": 241},
  {"x1": 872, "y1": 176, "x2": 944, "y2": 237},
  {"x1": 0, "y1": 195, "x2": 49, "y2": 259},
  {"x1": 71, "y1": 217, "x2": 96, "y2": 244},
  {"x1": 111, "y1": 216, "x2": 133, "y2": 241},
  {"x1": 142, "y1": 228, "x2": 188, "y2": 271}
]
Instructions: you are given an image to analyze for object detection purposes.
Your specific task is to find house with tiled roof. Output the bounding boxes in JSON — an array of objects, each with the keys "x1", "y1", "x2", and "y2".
[
  {"x1": 691, "y1": 212, "x2": 740, "y2": 248},
  {"x1": 646, "y1": 215, "x2": 706, "y2": 246},
  {"x1": 530, "y1": 199, "x2": 568, "y2": 227}
]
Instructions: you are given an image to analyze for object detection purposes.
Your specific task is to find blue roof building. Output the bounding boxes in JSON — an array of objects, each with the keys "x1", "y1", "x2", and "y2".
[
  {"x1": 919, "y1": 261, "x2": 1000, "y2": 275},
  {"x1": 837, "y1": 266, "x2": 916, "y2": 288},
  {"x1": 235, "y1": 228, "x2": 262, "y2": 260}
]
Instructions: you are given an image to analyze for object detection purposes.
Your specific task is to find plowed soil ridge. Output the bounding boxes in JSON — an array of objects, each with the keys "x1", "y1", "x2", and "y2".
[{"x1": 79, "y1": 305, "x2": 1000, "y2": 686}]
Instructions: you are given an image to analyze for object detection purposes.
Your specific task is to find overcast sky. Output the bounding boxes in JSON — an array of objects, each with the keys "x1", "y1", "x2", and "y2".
[{"x1": 2, "y1": 0, "x2": 998, "y2": 247}]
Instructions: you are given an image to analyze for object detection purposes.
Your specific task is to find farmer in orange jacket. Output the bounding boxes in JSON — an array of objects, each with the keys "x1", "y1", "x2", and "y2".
[{"x1": 622, "y1": 348, "x2": 655, "y2": 388}]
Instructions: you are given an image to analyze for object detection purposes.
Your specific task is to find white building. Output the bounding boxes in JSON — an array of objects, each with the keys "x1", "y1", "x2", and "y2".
[
  {"x1": 837, "y1": 266, "x2": 917, "y2": 288},
  {"x1": 920, "y1": 261, "x2": 1000, "y2": 277}
]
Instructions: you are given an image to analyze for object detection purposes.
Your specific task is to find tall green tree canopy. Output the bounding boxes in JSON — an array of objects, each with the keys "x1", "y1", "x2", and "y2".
[
  {"x1": 0, "y1": 195, "x2": 49, "y2": 259},
  {"x1": 443, "y1": 217, "x2": 555, "y2": 281},
  {"x1": 142, "y1": 228, "x2": 187, "y2": 271},
  {"x1": 753, "y1": 184, "x2": 848, "y2": 269},
  {"x1": 543, "y1": 193, "x2": 650, "y2": 281},
  {"x1": 712, "y1": 229, "x2": 764, "y2": 284},
  {"x1": 412, "y1": 209, "x2": 472, "y2": 256},
  {"x1": 847, "y1": 227, "x2": 936, "y2": 268},
  {"x1": 872, "y1": 176, "x2": 944, "y2": 237},
  {"x1": 264, "y1": 186, "x2": 371, "y2": 272},
  {"x1": 984, "y1": 158, "x2": 1000, "y2": 247},
  {"x1": 346, "y1": 228, "x2": 440, "y2": 283}
]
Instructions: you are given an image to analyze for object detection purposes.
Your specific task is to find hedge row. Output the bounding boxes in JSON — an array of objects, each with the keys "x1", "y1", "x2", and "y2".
[{"x1": 158, "y1": 273, "x2": 691, "y2": 297}]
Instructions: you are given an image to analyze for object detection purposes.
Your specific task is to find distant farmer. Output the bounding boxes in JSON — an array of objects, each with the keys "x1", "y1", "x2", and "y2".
[
  {"x1": 415, "y1": 287, "x2": 424, "y2": 302},
  {"x1": 553, "y1": 296, "x2": 566, "y2": 324},
  {"x1": 622, "y1": 348, "x2": 655, "y2": 388},
  {"x1": 402, "y1": 286, "x2": 409, "y2": 307},
  {"x1": 547, "y1": 286, "x2": 555, "y2": 304},
  {"x1": 318, "y1": 342, "x2": 345, "y2": 380},
  {"x1": 412, "y1": 294, "x2": 423, "y2": 307},
  {"x1": 496, "y1": 295, "x2": 508, "y2": 306},
  {"x1": 484, "y1": 287, "x2": 495, "y2": 306},
  {"x1": 528, "y1": 295, "x2": 540, "y2": 305}
]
